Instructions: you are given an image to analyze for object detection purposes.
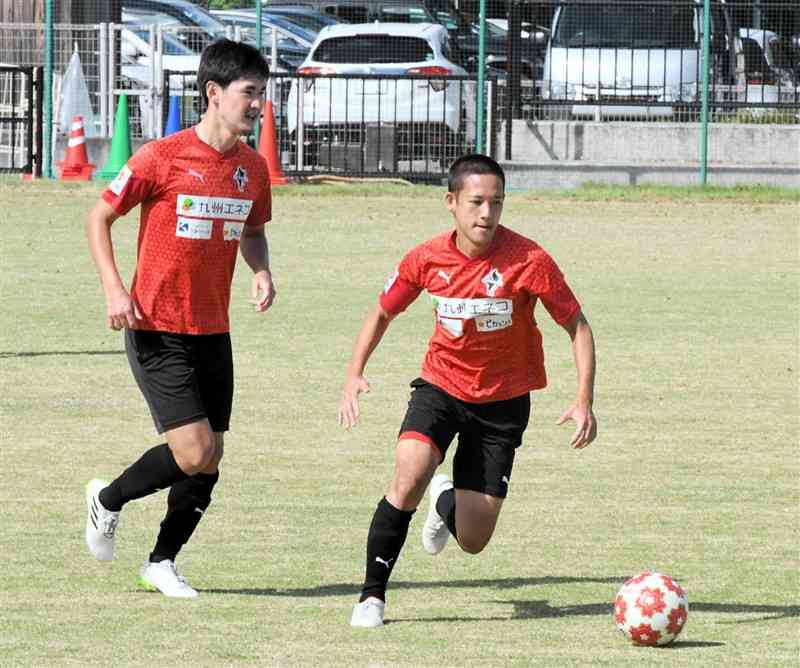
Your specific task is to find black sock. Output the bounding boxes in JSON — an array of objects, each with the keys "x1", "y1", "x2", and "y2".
[
  {"x1": 99, "y1": 443, "x2": 188, "y2": 512},
  {"x1": 150, "y1": 471, "x2": 219, "y2": 563},
  {"x1": 360, "y1": 497, "x2": 414, "y2": 602},
  {"x1": 436, "y1": 488, "x2": 457, "y2": 538}
]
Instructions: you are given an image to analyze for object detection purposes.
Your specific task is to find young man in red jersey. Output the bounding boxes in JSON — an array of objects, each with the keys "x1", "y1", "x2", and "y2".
[
  {"x1": 84, "y1": 40, "x2": 275, "y2": 597},
  {"x1": 339, "y1": 154, "x2": 597, "y2": 627}
]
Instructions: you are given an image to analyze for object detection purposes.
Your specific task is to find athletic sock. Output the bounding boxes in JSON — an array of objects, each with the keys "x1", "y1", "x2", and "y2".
[
  {"x1": 436, "y1": 487, "x2": 457, "y2": 538},
  {"x1": 99, "y1": 443, "x2": 188, "y2": 512},
  {"x1": 150, "y1": 471, "x2": 219, "y2": 563},
  {"x1": 360, "y1": 497, "x2": 414, "y2": 602}
]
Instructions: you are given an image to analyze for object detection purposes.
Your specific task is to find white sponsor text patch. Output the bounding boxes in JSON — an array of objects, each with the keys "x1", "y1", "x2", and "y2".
[
  {"x1": 223, "y1": 221, "x2": 244, "y2": 241},
  {"x1": 176, "y1": 194, "x2": 253, "y2": 221},
  {"x1": 475, "y1": 313, "x2": 513, "y2": 332},
  {"x1": 176, "y1": 216, "x2": 212, "y2": 240},
  {"x1": 432, "y1": 296, "x2": 512, "y2": 319}
]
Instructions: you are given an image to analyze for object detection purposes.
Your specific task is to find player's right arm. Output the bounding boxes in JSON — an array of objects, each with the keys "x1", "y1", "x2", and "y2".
[
  {"x1": 338, "y1": 304, "x2": 396, "y2": 429},
  {"x1": 85, "y1": 198, "x2": 141, "y2": 330}
]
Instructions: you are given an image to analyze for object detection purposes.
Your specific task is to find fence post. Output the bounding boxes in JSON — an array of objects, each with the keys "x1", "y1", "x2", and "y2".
[
  {"x1": 99, "y1": 22, "x2": 108, "y2": 138},
  {"x1": 43, "y1": 0, "x2": 54, "y2": 177},
  {"x1": 475, "y1": 0, "x2": 487, "y2": 153},
  {"x1": 699, "y1": 0, "x2": 712, "y2": 186}
]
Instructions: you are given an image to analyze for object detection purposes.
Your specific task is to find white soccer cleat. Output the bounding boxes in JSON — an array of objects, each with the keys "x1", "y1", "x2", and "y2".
[
  {"x1": 85, "y1": 478, "x2": 120, "y2": 561},
  {"x1": 350, "y1": 597, "x2": 385, "y2": 628},
  {"x1": 138, "y1": 559, "x2": 199, "y2": 599},
  {"x1": 422, "y1": 473, "x2": 454, "y2": 555}
]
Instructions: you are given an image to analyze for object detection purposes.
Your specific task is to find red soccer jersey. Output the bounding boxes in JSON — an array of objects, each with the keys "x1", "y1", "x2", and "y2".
[
  {"x1": 102, "y1": 128, "x2": 271, "y2": 334},
  {"x1": 380, "y1": 226, "x2": 581, "y2": 403}
]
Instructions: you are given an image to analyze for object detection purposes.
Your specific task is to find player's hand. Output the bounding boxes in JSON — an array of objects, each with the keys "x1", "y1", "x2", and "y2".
[
  {"x1": 556, "y1": 399, "x2": 597, "y2": 449},
  {"x1": 249, "y1": 270, "x2": 275, "y2": 312},
  {"x1": 106, "y1": 289, "x2": 141, "y2": 330},
  {"x1": 338, "y1": 375, "x2": 371, "y2": 429}
]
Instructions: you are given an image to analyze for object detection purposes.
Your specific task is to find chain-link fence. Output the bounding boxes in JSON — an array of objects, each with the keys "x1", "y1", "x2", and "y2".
[{"x1": 0, "y1": 0, "x2": 797, "y2": 178}]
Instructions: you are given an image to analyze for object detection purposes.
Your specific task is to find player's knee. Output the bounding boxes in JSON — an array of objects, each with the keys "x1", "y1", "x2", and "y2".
[
  {"x1": 389, "y1": 473, "x2": 426, "y2": 510},
  {"x1": 182, "y1": 434, "x2": 216, "y2": 473},
  {"x1": 457, "y1": 533, "x2": 491, "y2": 554}
]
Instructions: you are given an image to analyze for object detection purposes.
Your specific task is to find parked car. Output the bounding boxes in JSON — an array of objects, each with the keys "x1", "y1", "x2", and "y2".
[
  {"x1": 285, "y1": 22, "x2": 474, "y2": 165},
  {"x1": 211, "y1": 9, "x2": 314, "y2": 71},
  {"x1": 259, "y1": 5, "x2": 341, "y2": 34},
  {"x1": 122, "y1": 0, "x2": 228, "y2": 51},
  {"x1": 739, "y1": 28, "x2": 800, "y2": 87},
  {"x1": 541, "y1": 0, "x2": 739, "y2": 119},
  {"x1": 267, "y1": 0, "x2": 516, "y2": 74},
  {"x1": 119, "y1": 26, "x2": 202, "y2": 137}
]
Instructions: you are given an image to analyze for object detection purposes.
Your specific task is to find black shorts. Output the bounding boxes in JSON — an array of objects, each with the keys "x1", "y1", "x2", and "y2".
[
  {"x1": 398, "y1": 378, "x2": 531, "y2": 498},
  {"x1": 125, "y1": 329, "x2": 234, "y2": 434}
]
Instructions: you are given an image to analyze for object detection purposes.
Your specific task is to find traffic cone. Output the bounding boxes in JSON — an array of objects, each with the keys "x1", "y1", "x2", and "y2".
[
  {"x1": 164, "y1": 95, "x2": 181, "y2": 136},
  {"x1": 258, "y1": 100, "x2": 288, "y2": 185},
  {"x1": 57, "y1": 115, "x2": 95, "y2": 180},
  {"x1": 97, "y1": 94, "x2": 132, "y2": 180}
]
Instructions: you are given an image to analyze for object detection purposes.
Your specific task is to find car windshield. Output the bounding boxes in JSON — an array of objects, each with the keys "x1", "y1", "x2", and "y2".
[
  {"x1": 181, "y1": 6, "x2": 228, "y2": 35},
  {"x1": 130, "y1": 28, "x2": 196, "y2": 54},
  {"x1": 314, "y1": 35, "x2": 435, "y2": 63},
  {"x1": 553, "y1": 4, "x2": 697, "y2": 48},
  {"x1": 379, "y1": 6, "x2": 433, "y2": 23}
]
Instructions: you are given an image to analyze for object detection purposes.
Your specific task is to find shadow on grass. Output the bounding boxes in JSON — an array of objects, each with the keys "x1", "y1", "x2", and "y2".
[
  {"x1": 201, "y1": 575, "x2": 625, "y2": 599},
  {"x1": 203, "y1": 577, "x2": 799, "y2": 627},
  {"x1": 0, "y1": 350, "x2": 124, "y2": 358},
  {"x1": 500, "y1": 599, "x2": 799, "y2": 624}
]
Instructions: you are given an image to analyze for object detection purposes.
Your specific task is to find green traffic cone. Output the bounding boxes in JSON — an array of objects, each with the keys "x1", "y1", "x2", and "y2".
[{"x1": 97, "y1": 94, "x2": 132, "y2": 180}]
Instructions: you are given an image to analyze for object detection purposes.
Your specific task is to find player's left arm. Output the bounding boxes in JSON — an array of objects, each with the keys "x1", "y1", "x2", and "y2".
[
  {"x1": 556, "y1": 310, "x2": 597, "y2": 449},
  {"x1": 239, "y1": 223, "x2": 275, "y2": 312}
]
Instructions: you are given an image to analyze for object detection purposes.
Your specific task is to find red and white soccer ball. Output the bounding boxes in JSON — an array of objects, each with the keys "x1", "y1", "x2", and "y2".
[{"x1": 614, "y1": 571, "x2": 688, "y2": 646}]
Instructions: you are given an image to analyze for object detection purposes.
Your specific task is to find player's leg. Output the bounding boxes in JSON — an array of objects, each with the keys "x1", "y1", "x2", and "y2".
[
  {"x1": 84, "y1": 330, "x2": 216, "y2": 563},
  {"x1": 351, "y1": 438, "x2": 440, "y2": 628},
  {"x1": 351, "y1": 379, "x2": 456, "y2": 627},
  {"x1": 423, "y1": 392, "x2": 530, "y2": 556},
  {"x1": 140, "y1": 333, "x2": 233, "y2": 598}
]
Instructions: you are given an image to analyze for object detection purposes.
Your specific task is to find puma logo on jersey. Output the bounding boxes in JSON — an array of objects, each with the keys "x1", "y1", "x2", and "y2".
[
  {"x1": 187, "y1": 168, "x2": 205, "y2": 182},
  {"x1": 437, "y1": 270, "x2": 452, "y2": 285},
  {"x1": 375, "y1": 556, "x2": 394, "y2": 569}
]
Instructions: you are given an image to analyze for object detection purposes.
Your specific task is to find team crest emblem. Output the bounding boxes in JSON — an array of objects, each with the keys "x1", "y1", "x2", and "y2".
[
  {"x1": 481, "y1": 268, "x2": 503, "y2": 296},
  {"x1": 232, "y1": 166, "x2": 248, "y2": 193}
]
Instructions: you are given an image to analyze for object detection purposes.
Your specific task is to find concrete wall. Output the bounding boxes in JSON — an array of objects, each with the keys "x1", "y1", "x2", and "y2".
[
  {"x1": 498, "y1": 121, "x2": 800, "y2": 166},
  {"x1": 497, "y1": 121, "x2": 800, "y2": 189}
]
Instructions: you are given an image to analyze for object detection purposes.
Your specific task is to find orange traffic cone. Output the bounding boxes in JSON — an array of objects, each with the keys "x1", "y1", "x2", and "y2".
[
  {"x1": 258, "y1": 101, "x2": 288, "y2": 185},
  {"x1": 58, "y1": 115, "x2": 95, "y2": 180}
]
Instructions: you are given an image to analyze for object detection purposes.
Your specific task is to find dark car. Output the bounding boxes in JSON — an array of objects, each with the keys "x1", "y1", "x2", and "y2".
[
  {"x1": 263, "y1": 5, "x2": 341, "y2": 33},
  {"x1": 122, "y1": 0, "x2": 228, "y2": 51},
  {"x1": 266, "y1": 0, "x2": 541, "y2": 77}
]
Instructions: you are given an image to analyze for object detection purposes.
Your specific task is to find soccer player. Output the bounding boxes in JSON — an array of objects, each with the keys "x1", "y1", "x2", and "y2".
[
  {"x1": 84, "y1": 40, "x2": 275, "y2": 598},
  {"x1": 338, "y1": 154, "x2": 597, "y2": 627}
]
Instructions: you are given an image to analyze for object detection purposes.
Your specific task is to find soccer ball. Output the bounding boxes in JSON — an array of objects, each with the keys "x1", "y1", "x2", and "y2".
[{"x1": 614, "y1": 571, "x2": 688, "y2": 646}]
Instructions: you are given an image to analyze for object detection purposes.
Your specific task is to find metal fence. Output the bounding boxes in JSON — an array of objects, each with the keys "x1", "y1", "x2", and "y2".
[
  {"x1": 0, "y1": 0, "x2": 798, "y2": 180},
  {"x1": 0, "y1": 66, "x2": 43, "y2": 174},
  {"x1": 500, "y1": 0, "x2": 800, "y2": 123}
]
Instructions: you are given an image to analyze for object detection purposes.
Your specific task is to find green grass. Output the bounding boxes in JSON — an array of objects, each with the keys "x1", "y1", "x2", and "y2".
[{"x1": 0, "y1": 181, "x2": 798, "y2": 666}]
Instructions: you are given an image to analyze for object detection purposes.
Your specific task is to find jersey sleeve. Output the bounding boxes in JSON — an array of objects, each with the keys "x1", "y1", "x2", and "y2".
[
  {"x1": 379, "y1": 249, "x2": 423, "y2": 315},
  {"x1": 527, "y1": 251, "x2": 581, "y2": 326},
  {"x1": 247, "y1": 175, "x2": 272, "y2": 226},
  {"x1": 101, "y1": 143, "x2": 160, "y2": 216}
]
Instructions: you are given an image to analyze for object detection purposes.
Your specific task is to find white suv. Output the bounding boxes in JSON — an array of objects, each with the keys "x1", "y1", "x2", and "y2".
[{"x1": 285, "y1": 22, "x2": 473, "y2": 165}]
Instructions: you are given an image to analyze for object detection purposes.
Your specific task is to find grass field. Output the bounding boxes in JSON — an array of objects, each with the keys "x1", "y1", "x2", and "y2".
[{"x1": 0, "y1": 180, "x2": 798, "y2": 666}]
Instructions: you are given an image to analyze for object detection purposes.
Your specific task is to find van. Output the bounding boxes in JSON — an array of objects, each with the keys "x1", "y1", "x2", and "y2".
[{"x1": 541, "y1": 0, "x2": 738, "y2": 119}]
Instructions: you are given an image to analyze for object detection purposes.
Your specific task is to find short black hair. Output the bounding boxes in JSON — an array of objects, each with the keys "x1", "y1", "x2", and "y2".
[
  {"x1": 198, "y1": 39, "x2": 270, "y2": 106},
  {"x1": 448, "y1": 154, "x2": 505, "y2": 194}
]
